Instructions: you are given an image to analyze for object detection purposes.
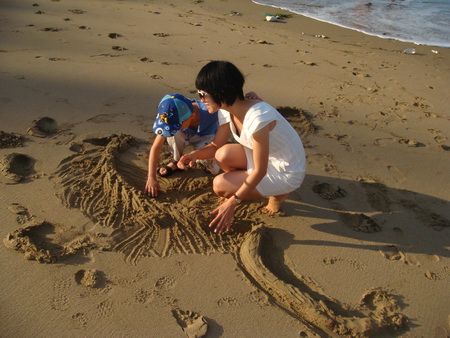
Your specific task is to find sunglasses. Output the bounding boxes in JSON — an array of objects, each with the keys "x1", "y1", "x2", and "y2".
[{"x1": 197, "y1": 90, "x2": 208, "y2": 100}]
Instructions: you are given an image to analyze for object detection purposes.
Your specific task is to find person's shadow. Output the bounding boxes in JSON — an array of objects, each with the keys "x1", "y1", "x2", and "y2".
[{"x1": 275, "y1": 173, "x2": 449, "y2": 260}]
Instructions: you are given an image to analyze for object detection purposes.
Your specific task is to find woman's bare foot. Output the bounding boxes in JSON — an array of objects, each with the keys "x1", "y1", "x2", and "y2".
[{"x1": 261, "y1": 194, "x2": 289, "y2": 216}]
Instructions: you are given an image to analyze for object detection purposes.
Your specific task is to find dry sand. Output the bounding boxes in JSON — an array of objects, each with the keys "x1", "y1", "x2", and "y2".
[{"x1": 1, "y1": 0, "x2": 449, "y2": 337}]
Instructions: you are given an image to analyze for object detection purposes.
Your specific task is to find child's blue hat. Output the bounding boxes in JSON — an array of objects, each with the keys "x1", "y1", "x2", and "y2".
[{"x1": 153, "y1": 94, "x2": 193, "y2": 137}]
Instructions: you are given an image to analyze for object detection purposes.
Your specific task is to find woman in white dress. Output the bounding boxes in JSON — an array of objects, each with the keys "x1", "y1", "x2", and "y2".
[{"x1": 178, "y1": 61, "x2": 306, "y2": 233}]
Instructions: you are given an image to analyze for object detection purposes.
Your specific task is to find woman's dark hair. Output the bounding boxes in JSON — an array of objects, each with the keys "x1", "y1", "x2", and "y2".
[{"x1": 195, "y1": 61, "x2": 245, "y2": 106}]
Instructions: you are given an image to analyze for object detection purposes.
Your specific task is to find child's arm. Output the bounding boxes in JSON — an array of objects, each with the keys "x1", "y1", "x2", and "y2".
[{"x1": 144, "y1": 134, "x2": 166, "y2": 197}]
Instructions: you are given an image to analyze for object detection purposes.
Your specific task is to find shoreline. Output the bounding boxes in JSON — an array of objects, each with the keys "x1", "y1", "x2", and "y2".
[{"x1": 251, "y1": 0, "x2": 450, "y2": 48}]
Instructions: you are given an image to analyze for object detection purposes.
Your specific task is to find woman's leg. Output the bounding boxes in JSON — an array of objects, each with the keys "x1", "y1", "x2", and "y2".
[
  {"x1": 213, "y1": 144, "x2": 260, "y2": 199},
  {"x1": 214, "y1": 144, "x2": 291, "y2": 213},
  {"x1": 263, "y1": 194, "x2": 289, "y2": 215},
  {"x1": 215, "y1": 144, "x2": 246, "y2": 172},
  {"x1": 212, "y1": 170, "x2": 263, "y2": 199}
]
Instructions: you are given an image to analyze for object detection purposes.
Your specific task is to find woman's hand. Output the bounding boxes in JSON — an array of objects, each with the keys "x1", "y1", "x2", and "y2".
[
  {"x1": 245, "y1": 91, "x2": 263, "y2": 101},
  {"x1": 178, "y1": 152, "x2": 197, "y2": 170},
  {"x1": 144, "y1": 177, "x2": 160, "y2": 197},
  {"x1": 209, "y1": 197, "x2": 237, "y2": 233}
]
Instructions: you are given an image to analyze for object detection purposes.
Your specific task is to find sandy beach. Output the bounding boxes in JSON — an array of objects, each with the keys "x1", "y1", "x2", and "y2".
[{"x1": 1, "y1": 0, "x2": 449, "y2": 337}]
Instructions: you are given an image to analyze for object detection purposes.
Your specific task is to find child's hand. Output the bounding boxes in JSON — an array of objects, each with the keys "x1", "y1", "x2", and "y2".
[{"x1": 144, "y1": 177, "x2": 160, "y2": 197}]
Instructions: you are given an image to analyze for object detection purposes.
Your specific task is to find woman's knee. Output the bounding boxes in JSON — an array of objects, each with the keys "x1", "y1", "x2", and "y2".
[
  {"x1": 214, "y1": 144, "x2": 231, "y2": 164},
  {"x1": 215, "y1": 144, "x2": 246, "y2": 170},
  {"x1": 212, "y1": 174, "x2": 226, "y2": 196}
]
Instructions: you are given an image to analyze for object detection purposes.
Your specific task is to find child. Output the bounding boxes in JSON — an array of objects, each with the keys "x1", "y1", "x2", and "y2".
[{"x1": 144, "y1": 94, "x2": 219, "y2": 197}]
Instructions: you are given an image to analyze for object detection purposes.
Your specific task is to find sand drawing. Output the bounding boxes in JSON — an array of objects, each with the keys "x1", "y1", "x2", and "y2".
[
  {"x1": 54, "y1": 134, "x2": 256, "y2": 264},
  {"x1": 48, "y1": 131, "x2": 406, "y2": 336}
]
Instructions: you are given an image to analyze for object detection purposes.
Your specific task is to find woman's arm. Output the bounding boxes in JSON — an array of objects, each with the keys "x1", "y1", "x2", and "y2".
[
  {"x1": 177, "y1": 123, "x2": 231, "y2": 169},
  {"x1": 234, "y1": 124, "x2": 270, "y2": 199}
]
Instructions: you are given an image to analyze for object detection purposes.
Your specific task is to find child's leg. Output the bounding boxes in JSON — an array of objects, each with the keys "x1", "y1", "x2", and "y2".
[
  {"x1": 166, "y1": 131, "x2": 189, "y2": 161},
  {"x1": 158, "y1": 131, "x2": 188, "y2": 176},
  {"x1": 191, "y1": 134, "x2": 215, "y2": 151},
  {"x1": 191, "y1": 134, "x2": 220, "y2": 174}
]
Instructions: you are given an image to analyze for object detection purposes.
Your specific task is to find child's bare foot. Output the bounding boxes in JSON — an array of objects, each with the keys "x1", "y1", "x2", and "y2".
[{"x1": 260, "y1": 194, "x2": 289, "y2": 216}]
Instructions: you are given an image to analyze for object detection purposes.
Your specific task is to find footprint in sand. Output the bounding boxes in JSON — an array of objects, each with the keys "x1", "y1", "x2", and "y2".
[
  {"x1": 312, "y1": 182, "x2": 347, "y2": 200},
  {"x1": 0, "y1": 153, "x2": 36, "y2": 182},
  {"x1": 71, "y1": 312, "x2": 88, "y2": 328},
  {"x1": 379, "y1": 245, "x2": 404, "y2": 261},
  {"x1": 97, "y1": 300, "x2": 114, "y2": 318},
  {"x1": 134, "y1": 288, "x2": 154, "y2": 304},
  {"x1": 27, "y1": 117, "x2": 58, "y2": 138},
  {"x1": 112, "y1": 46, "x2": 128, "y2": 51},
  {"x1": 172, "y1": 308, "x2": 208, "y2": 338},
  {"x1": 399, "y1": 199, "x2": 449, "y2": 231},
  {"x1": 387, "y1": 165, "x2": 406, "y2": 183},
  {"x1": 68, "y1": 9, "x2": 86, "y2": 14},
  {"x1": 155, "y1": 276, "x2": 176, "y2": 291},
  {"x1": 361, "y1": 182, "x2": 391, "y2": 213},
  {"x1": 338, "y1": 212, "x2": 382, "y2": 233},
  {"x1": 374, "y1": 137, "x2": 396, "y2": 146},
  {"x1": 424, "y1": 271, "x2": 441, "y2": 281},
  {"x1": 217, "y1": 296, "x2": 240, "y2": 308},
  {"x1": 434, "y1": 135, "x2": 447, "y2": 144}
]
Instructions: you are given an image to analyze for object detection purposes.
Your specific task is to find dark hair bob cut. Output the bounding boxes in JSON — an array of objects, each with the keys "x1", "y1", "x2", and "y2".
[{"x1": 195, "y1": 61, "x2": 245, "y2": 106}]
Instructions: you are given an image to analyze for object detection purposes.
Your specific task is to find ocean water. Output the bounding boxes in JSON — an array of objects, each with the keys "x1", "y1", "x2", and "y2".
[{"x1": 252, "y1": 0, "x2": 450, "y2": 47}]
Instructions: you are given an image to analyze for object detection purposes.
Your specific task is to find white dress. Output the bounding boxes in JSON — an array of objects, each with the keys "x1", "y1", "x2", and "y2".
[{"x1": 219, "y1": 102, "x2": 306, "y2": 196}]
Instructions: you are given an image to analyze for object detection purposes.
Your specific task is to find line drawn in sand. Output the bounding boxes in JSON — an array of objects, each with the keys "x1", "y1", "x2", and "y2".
[{"x1": 48, "y1": 134, "x2": 407, "y2": 336}]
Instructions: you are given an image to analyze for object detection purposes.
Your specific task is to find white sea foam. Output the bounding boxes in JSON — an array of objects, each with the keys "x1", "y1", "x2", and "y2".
[{"x1": 253, "y1": 0, "x2": 450, "y2": 47}]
